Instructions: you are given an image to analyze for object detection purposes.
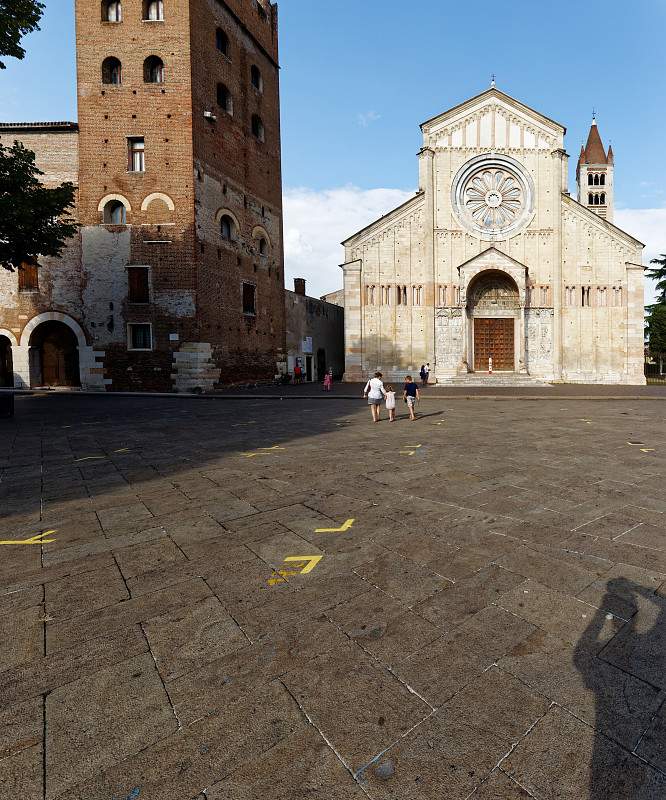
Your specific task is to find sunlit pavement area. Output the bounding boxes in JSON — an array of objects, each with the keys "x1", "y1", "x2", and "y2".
[{"x1": 1, "y1": 393, "x2": 666, "y2": 799}]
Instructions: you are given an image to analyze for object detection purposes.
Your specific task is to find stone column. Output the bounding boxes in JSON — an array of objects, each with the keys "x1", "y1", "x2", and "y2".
[
  {"x1": 551, "y1": 149, "x2": 566, "y2": 380},
  {"x1": 419, "y1": 147, "x2": 437, "y2": 378},
  {"x1": 342, "y1": 259, "x2": 363, "y2": 382},
  {"x1": 518, "y1": 304, "x2": 527, "y2": 373}
]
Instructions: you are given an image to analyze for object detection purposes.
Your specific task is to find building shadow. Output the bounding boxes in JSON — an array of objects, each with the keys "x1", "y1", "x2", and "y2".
[{"x1": 574, "y1": 578, "x2": 666, "y2": 799}]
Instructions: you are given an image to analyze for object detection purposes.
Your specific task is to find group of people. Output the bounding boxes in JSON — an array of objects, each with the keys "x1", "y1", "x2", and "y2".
[{"x1": 363, "y1": 372, "x2": 421, "y2": 422}]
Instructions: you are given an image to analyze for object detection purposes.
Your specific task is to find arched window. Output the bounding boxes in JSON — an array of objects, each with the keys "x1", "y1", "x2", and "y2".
[
  {"x1": 220, "y1": 214, "x2": 236, "y2": 240},
  {"x1": 588, "y1": 193, "x2": 593, "y2": 205},
  {"x1": 593, "y1": 174, "x2": 599, "y2": 185},
  {"x1": 251, "y1": 114, "x2": 264, "y2": 142},
  {"x1": 103, "y1": 199, "x2": 127, "y2": 224},
  {"x1": 143, "y1": 0, "x2": 164, "y2": 20},
  {"x1": 600, "y1": 192, "x2": 606, "y2": 205},
  {"x1": 216, "y1": 28, "x2": 229, "y2": 56},
  {"x1": 588, "y1": 174, "x2": 593, "y2": 186},
  {"x1": 102, "y1": 57, "x2": 122, "y2": 85},
  {"x1": 250, "y1": 65, "x2": 263, "y2": 92},
  {"x1": 216, "y1": 83, "x2": 233, "y2": 115},
  {"x1": 600, "y1": 173, "x2": 605, "y2": 186},
  {"x1": 143, "y1": 56, "x2": 164, "y2": 83},
  {"x1": 103, "y1": 0, "x2": 122, "y2": 22},
  {"x1": 258, "y1": 237, "x2": 267, "y2": 256}
]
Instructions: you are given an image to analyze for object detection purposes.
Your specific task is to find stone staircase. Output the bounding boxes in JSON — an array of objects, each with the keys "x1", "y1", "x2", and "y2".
[{"x1": 436, "y1": 373, "x2": 552, "y2": 387}]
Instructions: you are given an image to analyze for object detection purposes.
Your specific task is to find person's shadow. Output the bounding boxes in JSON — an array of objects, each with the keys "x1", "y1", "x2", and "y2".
[{"x1": 574, "y1": 577, "x2": 666, "y2": 798}]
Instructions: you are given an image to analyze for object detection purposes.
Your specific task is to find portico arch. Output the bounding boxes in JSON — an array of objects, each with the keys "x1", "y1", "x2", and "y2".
[
  {"x1": 0, "y1": 329, "x2": 16, "y2": 388},
  {"x1": 466, "y1": 270, "x2": 521, "y2": 372}
]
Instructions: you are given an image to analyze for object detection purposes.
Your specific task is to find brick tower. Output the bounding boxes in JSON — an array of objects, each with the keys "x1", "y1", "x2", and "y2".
[
  {"x1": 576, "y1": 115, "x2": 614, "y2": 222},
  {"x1": 74, "y1": 0, "x2": 286, "y2": 389}
]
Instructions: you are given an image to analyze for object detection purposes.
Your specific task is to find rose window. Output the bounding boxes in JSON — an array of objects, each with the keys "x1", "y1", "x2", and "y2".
[
  {"x1": 464, "y1": 169, "x2": 523, "y2": 230},
  {"x1": 451, "y1": 154, "x2": 534, "y2": 238}
]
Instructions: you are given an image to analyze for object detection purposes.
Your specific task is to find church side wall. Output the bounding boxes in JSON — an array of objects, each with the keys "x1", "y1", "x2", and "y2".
[{"x1": 560, "y1": 200, "x2": 644, "y2": 384}]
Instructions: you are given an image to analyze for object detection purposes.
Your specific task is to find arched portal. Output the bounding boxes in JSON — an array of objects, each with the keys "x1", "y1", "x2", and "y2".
[
  {"x1": 29, "y1": 321, "x2": 81, "y2": 387},
  {"x1": 0, "y1": 335, "x2": 13, "y2": 387},
  {"x1": 467, "y1": 270, "x2": 520, "y2": 372}
]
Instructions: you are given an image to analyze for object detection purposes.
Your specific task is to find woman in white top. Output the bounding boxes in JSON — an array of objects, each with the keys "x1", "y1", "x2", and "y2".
[{"x1": 363, "y1": 371, "x2": 386, "y2": 423}]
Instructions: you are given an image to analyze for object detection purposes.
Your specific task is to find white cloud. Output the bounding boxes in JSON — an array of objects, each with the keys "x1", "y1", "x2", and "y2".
[
  {"x1": 283, "y1": 185, "x2": 666, "y2": 303},
  {"x1": 283, "y1": 185, "x2": 414, "y2": 297},
  {"x1": 357, "y1": 110, "x2": 381, "y2": 128}
]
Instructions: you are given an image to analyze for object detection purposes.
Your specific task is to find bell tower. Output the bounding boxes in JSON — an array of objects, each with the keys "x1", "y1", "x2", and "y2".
[{"x1": 576, "y1": 115, "x2": 614, "y2": 222}]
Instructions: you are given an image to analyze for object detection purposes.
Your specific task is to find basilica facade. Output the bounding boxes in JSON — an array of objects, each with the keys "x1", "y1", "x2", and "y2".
[{"x1": 341, "y1": 88, "x2": 645, "y2": 384}]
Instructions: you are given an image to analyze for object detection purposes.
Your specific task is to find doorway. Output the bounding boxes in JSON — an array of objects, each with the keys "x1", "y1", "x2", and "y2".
[
  {"x1": 473, "y1": 318, "x2": 514, "y2": 371},
  {"x1": 305, "y1": 355, "x2": 313, "y2": 382},
  {"x1": 0, "y1": 336, "x2": 13, "y2": 387},
  {"x1": 316, "y1": 348, "x2": 326, "y2": 381},
  {"x1": 29, "y1": 321, "x2": 81, "y2": 387}
]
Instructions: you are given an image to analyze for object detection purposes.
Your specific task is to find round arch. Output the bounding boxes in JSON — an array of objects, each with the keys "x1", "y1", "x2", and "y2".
[
  {"x1": 0, "y1": 328, "x2": 18, "y2": 347},
  {"x1": 141, "y1": 191, "x2": 175, "y2": 212},
  {"x1": 214, "y1": 207, "x2": 240, "y2": 229},
  {"x1": 20, "y1": 312, "x2": 88, "y2": 349},
  {"x1": 97, "y1": 193, "x2": 132, "y2": 212},
  {"x1": 251, "y1": 225, "x2": 271, "y2": 245},
  {"x1": 466, "y1": 269, "x2": 520, "y2": 313}
]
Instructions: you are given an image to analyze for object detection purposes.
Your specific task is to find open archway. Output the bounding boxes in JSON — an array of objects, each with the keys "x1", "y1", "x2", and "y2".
[{"x1": 0, "y1": 334, "x2": 14, "y2": 387}]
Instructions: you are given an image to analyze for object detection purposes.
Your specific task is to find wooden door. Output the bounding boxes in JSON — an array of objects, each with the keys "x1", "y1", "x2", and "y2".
[
  {"x1": 42, "y1": 340, "x2": 67, "y2": 385},
  {"x1": 473, "y1": 318, "x2": 514, "y2": 371}
]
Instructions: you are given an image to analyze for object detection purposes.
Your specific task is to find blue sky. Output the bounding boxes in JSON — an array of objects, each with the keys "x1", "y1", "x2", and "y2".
[{"x1": 1, "y1": 0, "x2": 664, "y2": 295}]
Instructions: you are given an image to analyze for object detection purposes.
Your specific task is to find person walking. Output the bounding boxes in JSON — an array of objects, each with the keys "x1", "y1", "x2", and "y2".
[
  {"x1": 385, "y1": 384, "x2": 396, "y2": 422},
  {"x1": 363, "y1": 372, "x2": 386, "y2": 423},
  {"x1": 419, "y1": 364, "x2": 427, "y2": 386},
  {"x1": 424, "y1": 363, "x2": 430, "y2": 385},
  {"x1": 323, "y1": 369, "x2": 333, "y2": 392},
  {"x1": 403, "y1": 375, "x2": 420, "y2": 420}
]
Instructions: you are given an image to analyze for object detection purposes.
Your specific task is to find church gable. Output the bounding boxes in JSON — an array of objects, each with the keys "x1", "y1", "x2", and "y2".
[
  {"x1": 421, "y1": 88, "x2": 564, "y2": 152},
  {"x1": 562, "y1": 194, "x2": 643, "y2": 252},
  {"x1": 342, "y1": 192, "x2": 424, "y2": 248}
]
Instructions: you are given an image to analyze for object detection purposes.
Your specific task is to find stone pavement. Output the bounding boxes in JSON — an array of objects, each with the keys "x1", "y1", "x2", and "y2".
[{"x1": 0, "y1": 393, "x2": 665, "y2": 799}]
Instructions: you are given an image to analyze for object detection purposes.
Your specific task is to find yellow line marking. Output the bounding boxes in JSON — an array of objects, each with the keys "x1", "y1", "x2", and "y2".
[
  {"x1": 0, "y1": 529, "x2": 57, "y2": 545},
  {"x1": 640, "y1": 448, "x2": 655, "y2": 453},
  {"x1": 113, "y1": 448, "x2": 130, "y2": 453},
  {"x1": 626, "y1": 442, "x2": 647, "y2": 447},
  {"x1": 258, "y1": 445, "x2": 285, "y2": 451},
  {"x1": 315, "y1": 518, "x2": 355, "y2": 534},
  {"x1": 75, "y1": 455, "x2": 106, "y2": 462},
  {"x1": 400, "y1": 450, "x2": 416, "y2": 456},
  {"x1": 282, "y1": 555, "x2": 322, "y2": 574}
]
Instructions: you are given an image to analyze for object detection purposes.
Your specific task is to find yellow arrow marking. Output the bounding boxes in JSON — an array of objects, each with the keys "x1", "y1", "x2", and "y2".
[
  {"x1": 640, "y1": 448, "x2": 655, "y2": 453},
  {"x1": 282, "y1": 555, "x2": 322, "y2": 574},
  {"x1": 579, "y1": 419, "x2": 592, "y2": 424},
  {"x1": 0, "y1": 529, "x2": 57, "y2": 545},
  {"x1": 315, "y1": 518, "x2": 355, "y2": 534},
  {"x1": 626, "y1": 442, "x2": 647, "y2": 447},
  {"x1": 400, "y1": 450, "x2": 417, "y2": 456},
  {"x1": 266, "y1": 555, "x2": 323, "y2": 585}
]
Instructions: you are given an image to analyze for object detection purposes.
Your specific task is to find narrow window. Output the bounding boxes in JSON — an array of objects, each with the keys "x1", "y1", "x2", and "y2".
[
  {"x1": 216, "y1": 83, "x2": 233, "y2": 115},
  {"x1": 128, "y1": 137, "x2": 145, "y2": 172},
  {"x1": 143, "y1": 0, "x2": 164, "y2": 20},
  {"x1": 588, "y1": 174, "x2": 593, "y2": 186},
  {"x1": 258, "y1": 237, "x2": 267, "y2": 256},
  {"x1": 128, "y1": 323, "x2": 153, "y2": 351},
  {"x1": 242, "y1": 282, "x2": 256, "y2": 315},
  {"x1": 541, "y1": 286, "x2": 548, "y2": 305},
  {"x1": 600, "y1": 173, "x2": 606, "y2": 186},
  {"x1": 251, "y1": 114, "x2": 264, "y2": 142},
  {"x1": 593, "y1": 174, "x2": 599, "y2": 186},
  {"x1": 102, "y1": 57, "x2": 122, "y2": 85},
  {"x1": 128, "y1": 267, "x2": 150, "y2": 303},
  {"x1": 18, "y1": 261, "x2": 39, "y2": 292},
  {"x1": 256, "y1": 1, "x2": 267, "y2": 20},
  {"x1": 220, "y1": 214, "x2": 235, "y2": 240},
  {"x1": 103, "y1": 199, "x2": 126, "y2": 224},
  {"x1": 588, "y1": 193, "x2": 593, "y2": 205},
  {"x1": 600, "y1": 192, "x2": 606, "y2": 205},
  {"x1": 143, "y1": 56, "x2": 164, "y2": 84},
  {"x1": 103, "y1": 0, "x2": 122, "y2": 22},
  {"x1": 216, "y1": 28, "x2": 229, "y2": 56},
  {"x1": 250, "y1": 65, "x2": 263, "y2": 92}
]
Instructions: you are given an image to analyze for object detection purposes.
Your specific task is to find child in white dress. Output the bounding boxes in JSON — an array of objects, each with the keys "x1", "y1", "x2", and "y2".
[{"x1": 384, "y1": 385, "x2": 396, "y2": 422}]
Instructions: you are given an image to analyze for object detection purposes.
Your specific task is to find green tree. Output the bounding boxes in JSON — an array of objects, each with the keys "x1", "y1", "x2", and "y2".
[
  {"x1": 646, "y1": 303, "x2": 666, "y2": 353},
  {"x1": 0, "y1": 0, "x2": 44, "y2": 69},
  {"x1": 0, "y1": 142, "x2": 77, "y2": 272},
  {"x1": 646, "y1": 254, "x2": 666, "y2": 305}
]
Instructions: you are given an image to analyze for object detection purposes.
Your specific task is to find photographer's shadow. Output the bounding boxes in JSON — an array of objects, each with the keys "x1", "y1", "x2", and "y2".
[{"x1": 574, "y1": 577, "x2": 666, "y2": 799}]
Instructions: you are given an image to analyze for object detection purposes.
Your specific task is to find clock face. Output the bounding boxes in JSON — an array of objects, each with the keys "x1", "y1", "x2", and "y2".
[{"x1": 452, "y1": 154, "x2": 534, "y2": 238}]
